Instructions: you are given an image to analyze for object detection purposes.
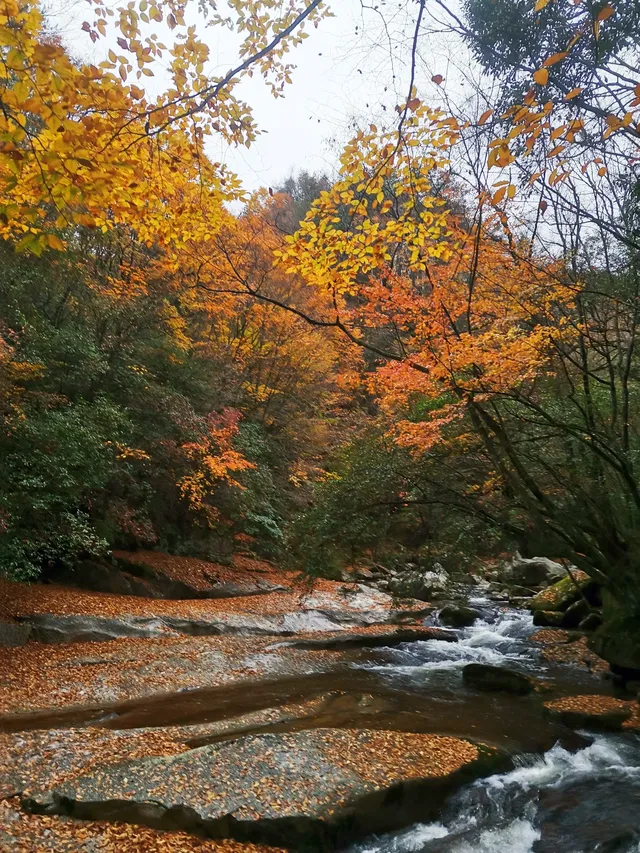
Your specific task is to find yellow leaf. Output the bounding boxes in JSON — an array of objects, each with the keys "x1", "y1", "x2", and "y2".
[
  {"x1": 533, "y1": 68, "x2": 549, "y2": 85},
  {"x1": 534, "y1": 0, "x2": 551, "y2": 9}
]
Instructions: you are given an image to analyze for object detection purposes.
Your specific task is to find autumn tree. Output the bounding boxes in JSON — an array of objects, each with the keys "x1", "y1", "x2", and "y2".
[
  {"x1": 278, "y1": 68, "x2": 640, "y2": 633},
  {"x1": 0, "y1": 0, "x2": 329, "y2": 253}
]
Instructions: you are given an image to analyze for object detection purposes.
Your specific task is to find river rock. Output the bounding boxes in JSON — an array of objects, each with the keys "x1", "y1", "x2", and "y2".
[
  {"x1": 18, "y1": 587, "x2": 428, "y2": 644},
  {"x1": 21, "y1": 729, "x2": 495, "y2": 848},
  {"x1": 0, "y1": 619, "x2": 32, "y2": 647},
  {"x1": 544, "y1": 695, "x2": 633, "y2": 731},
  {"x1": 579, "y1": 612, "x2": 603, "y2": 632},
  {"x1": 533, "y1": 610, "x2": 566, "y2": 628},
  {"x1": 389, "y1": 565, "x2": 450, "y2": 601},
  {"x1": 273, "y1": 626, "x2": 456, "y2": 651},
  {"x1": 462, "y1": 663, "x2": 534, "y2": 695},
  {"x1": 507, "y1": 554, "x2": 567, "y2": 587},
  {"x1": 438, "y1": 604, "x2": 481, "y2": 628},
  {"x1": 58, "y1": 557, "x2": 287, "y2": 601},
  {"x1": 529, "y1": 573, "x2": 595, "y2": 613},
  {"x1": 561, "y1": 599, "x2": 591, "y2": 629}
]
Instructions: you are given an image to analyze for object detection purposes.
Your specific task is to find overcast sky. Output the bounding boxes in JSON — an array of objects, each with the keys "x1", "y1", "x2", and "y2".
[{"x1": 44, "y1": 0, "x2": 471, "y2": 193}]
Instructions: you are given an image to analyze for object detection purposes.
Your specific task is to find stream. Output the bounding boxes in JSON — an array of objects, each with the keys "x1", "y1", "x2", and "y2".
[
  {"x1": 348, "y1": 600, "x2": 640, "y2": 853},
  {"x1": 4, "y1": 597, "x2": 640, "y2": 851}
]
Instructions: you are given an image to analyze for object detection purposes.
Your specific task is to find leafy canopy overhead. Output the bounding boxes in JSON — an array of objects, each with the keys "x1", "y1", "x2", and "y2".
[{"x1": 0, "y1": 0, "x2": 329, "y2": 252}]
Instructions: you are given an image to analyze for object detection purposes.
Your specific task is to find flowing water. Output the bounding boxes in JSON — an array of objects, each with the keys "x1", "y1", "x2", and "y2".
[
  {"x1": 348, "y1": 601, "x2": 640, "y2": 853},
  {"x1": 4, "y1": 596, "x2": 640, "y2": 850}
]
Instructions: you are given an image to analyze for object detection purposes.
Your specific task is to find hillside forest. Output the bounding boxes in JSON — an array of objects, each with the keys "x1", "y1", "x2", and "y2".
[{"x1": 2, "y1": 0, "x2": 640, "y2": 655}]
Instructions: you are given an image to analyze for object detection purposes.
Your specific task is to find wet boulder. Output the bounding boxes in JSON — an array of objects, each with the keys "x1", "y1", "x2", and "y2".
[
  {"x1": 462, "y1": 663, "x2": 534, "y2": 695},
  {"x1": 438, "y1": 604, "x2": 481, "y2": 628}
]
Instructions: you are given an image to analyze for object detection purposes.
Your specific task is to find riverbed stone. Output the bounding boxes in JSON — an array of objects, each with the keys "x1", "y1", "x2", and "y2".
[
  {"x1": 462, "y1": 663, "x2": 534, "y2": 695},
  {"x1": 544, "y1": 695, "x2": 633, "y2": 731},
  {"x1": 438, "y1": 605, "x2": 481, "y2": 628},
  {"x1": 529, "y1": 573, "x2": 594, "y2": 613},
  {"x1": 22, "y1": 729, "x2": 493, "y2": 848}
]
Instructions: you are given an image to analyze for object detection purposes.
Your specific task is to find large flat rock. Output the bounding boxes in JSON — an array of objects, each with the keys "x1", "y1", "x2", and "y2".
[
  {"x1": 23, "y1": 728, "x2": 497, "y2": 848},
  {"x1": 16, "y1": 586, "x2": 428, "y2": 644}
]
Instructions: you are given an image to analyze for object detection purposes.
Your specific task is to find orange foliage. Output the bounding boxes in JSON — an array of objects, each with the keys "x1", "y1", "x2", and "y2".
[
  {"x1": 280, "y1": 119, "x2": 575, "y2": 452},
  {"x1": 178, "y1": 408, "x2": 254, "y2": 517}
]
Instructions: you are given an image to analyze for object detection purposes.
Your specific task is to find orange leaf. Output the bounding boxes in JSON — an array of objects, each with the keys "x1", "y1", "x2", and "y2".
[
  {"x1": 478, "y1": 109, "x2": 493, "y2": 126},
  {"x1": 543, "y1": 52, "x2": 567, "y2": 67},
  {"x1": 492, "y1": 186, "x2": 507, "y2": 204},
  {"x1": 596, "y1": 5, "x2": 614, "y2": 21},
  {"x1": 533, "y1": 68, "x2": 549, "y2": 85},
  {"x1": 535, "y1": 0, "x2": 551, "y2": 9},
  {"x1": 565, "y1": 87, "x2": 582, "y2": 100},
  {"x1": 46, "y1": 234, "x2": 65, "y2": 251}
]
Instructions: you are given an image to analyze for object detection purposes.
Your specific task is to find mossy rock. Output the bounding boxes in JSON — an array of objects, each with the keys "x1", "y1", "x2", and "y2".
[
  {"x1": 529, "y1": 572, "x2": 594, "y2": 613},
  {"x1": 533, "y1": 610, "x2": 566, "y2": 627},
  {"x1": 590, "y1": 611, "x2": 640, "y2": 675}
]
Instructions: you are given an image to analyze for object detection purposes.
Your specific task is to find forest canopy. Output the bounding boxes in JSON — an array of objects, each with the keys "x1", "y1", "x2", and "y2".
[{"x1": 1, "y1": 0, "x2": 640, "y2": 628}]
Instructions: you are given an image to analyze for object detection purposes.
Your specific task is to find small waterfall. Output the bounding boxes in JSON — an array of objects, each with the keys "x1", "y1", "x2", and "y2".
[{"x1": 361, "y1": 608, "x2": 537, "y2": 685}]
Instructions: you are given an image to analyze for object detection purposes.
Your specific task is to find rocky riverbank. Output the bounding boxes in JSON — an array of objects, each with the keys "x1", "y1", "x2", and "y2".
[{"x1": 1, "y1": 552, "x2": 639, "y2": 851}]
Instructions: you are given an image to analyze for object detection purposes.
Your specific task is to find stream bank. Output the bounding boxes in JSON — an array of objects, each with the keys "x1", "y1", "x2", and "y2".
[{"x1": 1, "y1": 558, "x2": 640, "y2": 851}]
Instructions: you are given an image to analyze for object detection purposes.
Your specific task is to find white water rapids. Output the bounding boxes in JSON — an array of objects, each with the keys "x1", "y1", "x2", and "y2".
[{"x1": 348, "y1": 604, "x2": 640, "y2": 853}]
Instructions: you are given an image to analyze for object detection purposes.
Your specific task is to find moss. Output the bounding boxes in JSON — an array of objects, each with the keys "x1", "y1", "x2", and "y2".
[
  {"x1": 589, "y1": 591, "x2": 640, "y2": 673},
  {"x1": 529, "y1": 573, "x2": 592, "y2": 613}
]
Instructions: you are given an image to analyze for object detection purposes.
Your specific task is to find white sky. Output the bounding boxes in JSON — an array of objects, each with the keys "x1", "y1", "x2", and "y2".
[{"x1": 44, "y1": 0, "x2": 472, "y2": 192}]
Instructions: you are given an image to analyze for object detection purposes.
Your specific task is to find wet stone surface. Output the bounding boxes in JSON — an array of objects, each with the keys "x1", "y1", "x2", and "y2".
[{"x1": 3, "y1": 571, "x2": 640, "y2": 852}]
